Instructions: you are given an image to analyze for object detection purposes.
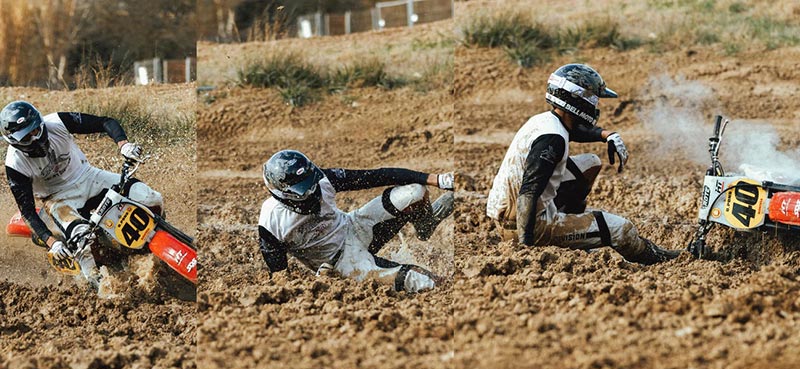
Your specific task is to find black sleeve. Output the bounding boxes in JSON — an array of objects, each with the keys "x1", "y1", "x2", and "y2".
[
  {"x1": 321, "y1": 168, "x2": 429, "y2": 192},
  {"x1": 58, "y1": 112, "x2": 128, "y2": 143},
  {"x1": 517, "y1": 134, "x2": 566, "y2": 245},
  {"x1": 569, "y1": 122, "x2": 604, "y2": 143},
  {"x1": 258, "y1": 225, "x2": 288, "y2": 273},
  {"x1": 6, "y1": 166, "x2": 52, "y2": 243}
]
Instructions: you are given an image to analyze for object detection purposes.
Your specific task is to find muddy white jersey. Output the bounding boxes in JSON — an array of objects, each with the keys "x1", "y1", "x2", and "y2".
[
  {"x1": 486, "y1": 111, "x2": 569, "y2": 222},
  {"x1": 5, "y1": 113, "x2": 91, "y2": 198},
  {"x1": 259, "y1": 177, "x2": 348, "y2": 271}
]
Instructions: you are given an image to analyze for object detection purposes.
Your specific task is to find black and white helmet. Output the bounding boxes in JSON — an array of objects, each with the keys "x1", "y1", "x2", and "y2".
[
  {"x1": 545, "y1": 64, "x2": 617, "y2": 126},
  {"x1": 0, "y1": 101, "x2": 49, "y2": 157},
  {"x1": 263, "y1": 150, "x2": 324, "y2": 214}
]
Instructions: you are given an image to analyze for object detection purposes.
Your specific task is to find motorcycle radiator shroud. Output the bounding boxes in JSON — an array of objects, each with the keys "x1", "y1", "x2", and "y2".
[{"x1": 699, "y1": 174, "x2": 800, "y2": 230}]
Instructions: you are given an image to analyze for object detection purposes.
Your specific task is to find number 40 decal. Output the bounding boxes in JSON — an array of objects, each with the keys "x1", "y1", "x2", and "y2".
[
  {"x1": 724, "y1": 179, "x2": 766, "y2": 229},
  {"x1": 115, "y1": 206, "x2": 154, "y2": 249}
]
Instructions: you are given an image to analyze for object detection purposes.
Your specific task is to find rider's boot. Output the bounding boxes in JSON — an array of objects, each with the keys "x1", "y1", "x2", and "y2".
[
  {"x1": 71, "y1": 224, "x2": 102, "y2": 289},
  {"x1": 412, "y1": 192, "x2": 455, "y2": 241},
  {"x1": 625, "y1": 237, "x2": 682, "y2": 265}
]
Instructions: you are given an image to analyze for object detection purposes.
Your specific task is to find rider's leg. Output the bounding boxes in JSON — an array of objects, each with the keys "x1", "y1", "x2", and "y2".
[
  {"x1": 125, "y1": 180, "x2": 164, "y2": 216},
  {"x1": 367, "y1": 184, "x2": 454, "y2": 253},
  {"x1": 334, "y1": 184, "x2": 452, "y2": 293},
  {"x1": 554, "y1": 154, "x2": 602, "y2": 214},
  {"x1": 535, "y1": 210, "x2": 681, "y2": 265}
]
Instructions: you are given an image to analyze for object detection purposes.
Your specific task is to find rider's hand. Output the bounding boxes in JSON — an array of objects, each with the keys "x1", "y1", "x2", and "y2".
[
  {"x1": 48, "y1": 241, "x2": 73, "y2": 261},
  {"x1": 606, "y1": 132, "x2": 629, "y2": 173},
  {"x1": 120, "y1": 142, "x2": 143, "y2": 161},
  {"x1": 437, "y1": 172, "x2": 454, "y2": 191}
]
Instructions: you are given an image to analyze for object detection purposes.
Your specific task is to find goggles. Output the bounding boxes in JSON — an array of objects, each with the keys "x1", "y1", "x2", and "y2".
[{"x1": 4, "y1": 125, "x2": 44, "y2": 146}]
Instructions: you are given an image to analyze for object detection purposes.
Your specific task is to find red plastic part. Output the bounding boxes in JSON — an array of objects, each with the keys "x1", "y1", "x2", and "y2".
[
  {"x1": 148, "y1": 230, "x2": 197, "y2": 284},
  {"x1": 7, "y1": 210, "x2": 33, "y2": 237},
  {"x1": 769, "y1": 192, "x2": 800, "y2": 226}
]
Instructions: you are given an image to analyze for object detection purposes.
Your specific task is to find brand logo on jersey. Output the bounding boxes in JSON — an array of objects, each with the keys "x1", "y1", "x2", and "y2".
[{"x1": 40, "y1": 151, "x2": 72, "y2": 181}]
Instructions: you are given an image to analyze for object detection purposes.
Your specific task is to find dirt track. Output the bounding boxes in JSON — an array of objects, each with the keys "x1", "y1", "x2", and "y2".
[{"x1": 0, "y1": 85, "x2": 197, "y2": 368}]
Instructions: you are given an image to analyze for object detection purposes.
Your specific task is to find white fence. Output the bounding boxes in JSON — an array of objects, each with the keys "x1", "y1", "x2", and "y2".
[
  {"x1": 296, "y1": 0, "x2": 453, "y2": 38},
  {"x1": 134, "y1": 57, "x2": 196, "y2": 85}
]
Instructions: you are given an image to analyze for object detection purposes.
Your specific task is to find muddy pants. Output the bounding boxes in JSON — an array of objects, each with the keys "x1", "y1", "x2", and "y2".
[
  {"x1": 496, "y1": 154, "x2": 647, "y2": 260},
  {"x1": 41, "y1": 166, "x2": 163, "y2": 240},
  {"x1": 334, "y1": 184, "x2": 439, "y2": 293}
]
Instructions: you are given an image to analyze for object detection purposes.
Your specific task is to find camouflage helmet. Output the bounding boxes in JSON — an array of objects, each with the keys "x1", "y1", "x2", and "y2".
[
  {"x1": 0, "y1": 101, "x2": 49, "y2": 156},
  {"x1": 545, "y1": 64, "x2": 617, "y2": 126},
  {"x1": 263, "y1": 149, "x2": 324, "y2": 201}
]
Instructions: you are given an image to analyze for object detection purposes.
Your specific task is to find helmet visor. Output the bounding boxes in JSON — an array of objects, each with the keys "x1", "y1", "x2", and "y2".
[
  {"x1": 267, "y1": 167, "x2": 324, "y2": 201},
  {"x1": 4, "y1": 125, "x2": 43, "y2": 146}
]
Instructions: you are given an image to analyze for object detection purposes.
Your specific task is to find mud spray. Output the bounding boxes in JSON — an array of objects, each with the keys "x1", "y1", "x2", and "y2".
[
  {"x1": 640, "y1": 74, "x2": 800, "y2": 184},
  {"x1": 96, "y1": 254, "x2": 160, "y2": 299}
]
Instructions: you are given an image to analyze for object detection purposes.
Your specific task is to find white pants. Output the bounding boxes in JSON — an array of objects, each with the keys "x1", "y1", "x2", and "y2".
[
  {"x1": 334, "y1": 184, "x2": 436, "y2": 293},
  {"x1": 41, "y1": 166, "x2": 163, "y2": 240}
]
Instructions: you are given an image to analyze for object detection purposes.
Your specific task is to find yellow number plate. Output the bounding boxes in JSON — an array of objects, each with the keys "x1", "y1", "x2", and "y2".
[
  {"x1": 724, "y1": 179, "x2": 766, "y2": 229},
  {"x1": 113, "y1": 205, "x2": 155, "y2": 249}
]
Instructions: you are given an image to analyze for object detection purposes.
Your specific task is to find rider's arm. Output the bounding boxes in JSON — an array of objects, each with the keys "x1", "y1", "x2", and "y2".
[
  {"x1": 321, "y1": 168, "x2": 435, "y2": 192},
  {"x1": 569, "y1": 122, "x2": 614, "y2": 143},
  {"x1": 517, "y1": 134, "x2": 566, "y2": 246},
  {"x1": 57, "y1": 112, "x2": 128, "y2": 144},
  {"x1": 258, "y1": 225, "x2": 288, "y2": 273},
  {"x1": 6, "y1": 166, "x2": 53, "y2": 246}
]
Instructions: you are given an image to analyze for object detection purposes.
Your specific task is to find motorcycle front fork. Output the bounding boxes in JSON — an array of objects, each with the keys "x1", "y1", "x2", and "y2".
[{"x1": 688, "y1": 221, "x2": 713, "y2": 259}]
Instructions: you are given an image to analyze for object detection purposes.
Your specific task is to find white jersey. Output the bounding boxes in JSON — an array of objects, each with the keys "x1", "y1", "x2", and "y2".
[
  {"x1": 5, "y1": 113, "x2": 91, "y2": 198},
  {"x1": 258, "y1": 177, "x2": 349, "y2": 271},
  {"x1": 486, "y1": 111, "x2": 569, "y2": 222}
]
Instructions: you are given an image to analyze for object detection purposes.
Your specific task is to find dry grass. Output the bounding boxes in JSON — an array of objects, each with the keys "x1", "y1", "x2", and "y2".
[
  {"x1": 457, "y1": 0, "x2": 800, "y2": 57},
  {"x1": 199, "y1": 20, "x2": 455, "y2": 88}
]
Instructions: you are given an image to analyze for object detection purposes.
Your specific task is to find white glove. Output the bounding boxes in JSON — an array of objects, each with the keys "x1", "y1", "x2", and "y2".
[
  {"x1": 437, "y1": 172, "x2": 454, "y2": 191},
  {"x1": 48, "y1": 241, "x2": 73, "y2": 261},
  {"x1": 120, "y1": 142, "x2": 143, "y2": 161},
  {"x1": 606, "y1": 132, "x2": 628, "y2": 173}
]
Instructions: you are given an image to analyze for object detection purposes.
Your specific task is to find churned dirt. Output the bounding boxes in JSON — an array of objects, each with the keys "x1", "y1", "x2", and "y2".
[
  {"x1": 0, "y1": 85, "x2": 197, "y2": 368},
  {"x1": 453, "y1": 24, "x2": 800, "y2": 369},
  {"x1": 196, "y1": 48, "x2": 455, "y2": 369}
]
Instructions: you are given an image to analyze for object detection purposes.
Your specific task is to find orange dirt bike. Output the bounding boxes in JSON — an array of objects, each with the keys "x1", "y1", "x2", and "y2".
[
  {"x1": 6, "y1": 157, "x2": 197, "y2": 299},
  {"x1": 688, "y1": 115, "x2": 800, "y2": 259}
]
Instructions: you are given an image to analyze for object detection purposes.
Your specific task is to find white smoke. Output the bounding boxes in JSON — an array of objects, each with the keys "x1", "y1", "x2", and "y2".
[{"x1": 639, "y1": 74, "x2": 800, "y2": 186}]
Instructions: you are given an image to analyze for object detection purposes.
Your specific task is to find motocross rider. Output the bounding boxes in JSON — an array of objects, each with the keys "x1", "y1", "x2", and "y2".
[
  {"x1": 1, "y1": 101, "x2": 163, "y2": 284},
  {"x1": 259, "y1": 150, "x2": 454, "y2": 293},
  {"x1": 486, "y1": 64, "x2": 681, "y2": 264}
]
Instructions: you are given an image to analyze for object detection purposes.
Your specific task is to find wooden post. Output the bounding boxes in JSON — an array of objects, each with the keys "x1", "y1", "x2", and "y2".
[
  {"x1": 185, "y1": 57, "x2": 192, "y2": 83},
  {"x1": 407, "y1": 0, "x2": 414, "y2": 28},
  {"x1": 344, "y1": 11, "x2": 351, "y2": 34}
]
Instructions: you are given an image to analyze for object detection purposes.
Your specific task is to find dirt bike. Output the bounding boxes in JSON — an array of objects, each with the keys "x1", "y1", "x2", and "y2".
[
  {"x1": 687, "y1": 115, "x2": 800, "y2": 259},
  {"x1": 6, "y1": 157, "x2": 197, "y2": 299}
]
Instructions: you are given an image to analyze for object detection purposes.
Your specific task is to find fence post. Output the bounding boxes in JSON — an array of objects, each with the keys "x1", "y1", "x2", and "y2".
[
  {"x1": 371, "y1": 7, "x2": 379, "y2": 30},
  {"x1": 315, "y1": 11, "x2": 322, "y2": 36},
  {"x1": 163, "y1": 59, "x2": 169, "y2": 83},
  {"x1": 152, "y1": 57, "x2": 162, "y2": 84},
  {"x1": 344, "y1": 11, "x2": 351, "y2": 34},
  {"x1": 407, "y1": 0, "x2": 414, "y2": 28},
  {"x1": 185, "y1": 57, "x2": 192, "y2": 83}
]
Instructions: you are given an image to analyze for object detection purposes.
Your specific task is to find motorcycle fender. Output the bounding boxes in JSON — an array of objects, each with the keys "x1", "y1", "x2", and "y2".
[
  {"x1": 6, "y1": 210, "x2": 33, "y2": 238},
  {"x1": 148, "y1": 230, "x2": 197, "y2": 284},
  {"x1": 769, "y1": 192, "x2": 800, "y2": 226}
]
